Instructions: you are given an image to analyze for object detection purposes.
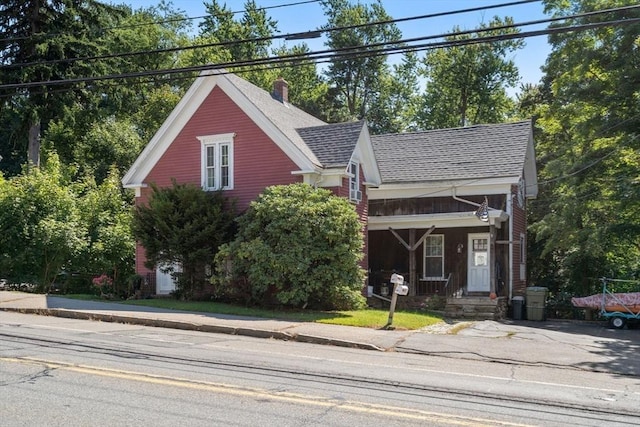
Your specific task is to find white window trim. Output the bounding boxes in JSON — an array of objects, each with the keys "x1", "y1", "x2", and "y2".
[
  {"x1": 423, "y1": 234, "x2": 445, "y2": 280},
  {"x1": 348, "y1": 161, "x2": 361, "y2": 203},
  {"x1": 198, "y1": 133, "x2": 235, "y2": 191}
]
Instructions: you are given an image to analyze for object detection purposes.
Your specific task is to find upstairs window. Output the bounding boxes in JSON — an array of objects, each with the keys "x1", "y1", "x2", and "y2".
[
  {"x1": 348, "y1": 161, "x2": 361, "y2": 203},
  {"x1": 199, "y1": 133, "x2": 234, "y2": 191}
]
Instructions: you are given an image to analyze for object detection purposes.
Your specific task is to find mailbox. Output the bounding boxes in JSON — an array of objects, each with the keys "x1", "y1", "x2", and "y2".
[
  {"x1": 390, "y1": 273, "x2": 404, "y2": 285},
  {"x1": 395, "y1": 284, "x2": 409, "y2": 296},
  {"x1": 385, "y1": 273, "x2": 408, "y2": 328}
]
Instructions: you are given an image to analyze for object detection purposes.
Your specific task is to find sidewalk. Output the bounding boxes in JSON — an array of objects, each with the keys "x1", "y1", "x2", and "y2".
[{"x1": 2, "y1": 290, "x2": 639, "y2": 377}]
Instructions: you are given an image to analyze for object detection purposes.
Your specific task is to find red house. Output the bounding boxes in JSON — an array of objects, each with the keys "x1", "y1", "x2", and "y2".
[
  {"x1": 123, "y1": 70, "x2": 537, "y2": 318},
  {"x1": 122, "y1": 70, "x2": 380, "y2": 295}
]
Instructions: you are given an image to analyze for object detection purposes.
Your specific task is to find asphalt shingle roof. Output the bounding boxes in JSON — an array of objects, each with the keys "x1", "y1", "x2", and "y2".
[
  {"x1": 223, "y1": 73, "x2": 327, "y2": 166},
  {"x1": 371, "y1": 121, "x2": 532, "y2": 184},
  {"x1": 296, "y1": 120, "x2": 365, "y2": 168}
]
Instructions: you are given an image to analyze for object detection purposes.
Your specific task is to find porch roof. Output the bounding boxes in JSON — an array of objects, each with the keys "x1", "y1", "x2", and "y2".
[
  {"x1": 368, "y1": 210, "x2": 509, "y2": 230},
  {"x1": 371, "y1": 121, "x2": 532, "y2": 185}
]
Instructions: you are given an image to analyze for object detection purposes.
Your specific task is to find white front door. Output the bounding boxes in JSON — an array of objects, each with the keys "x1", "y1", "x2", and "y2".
[
  {"x1": 467, "y1": 233, "x2": 490, "y2": 292},
  {"x1": 156, "y1": 264, "x2": 179, "y2": 295}
]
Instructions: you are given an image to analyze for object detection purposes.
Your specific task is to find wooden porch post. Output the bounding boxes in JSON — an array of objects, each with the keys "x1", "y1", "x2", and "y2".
[
  {"x1": 388, "y1": 226, "x2": 435, "y2": 297},
  {"x1": 490, "y1": 224, "x2": 496, "y2": 297},
  {"x1": 409, "y1": 229, "x2": 416, "y2": 296}
]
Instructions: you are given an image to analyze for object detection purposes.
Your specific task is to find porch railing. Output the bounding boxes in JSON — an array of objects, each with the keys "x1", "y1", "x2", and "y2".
[{"x1": 416, "y1": 273, "x2": 453, "y2": 296}]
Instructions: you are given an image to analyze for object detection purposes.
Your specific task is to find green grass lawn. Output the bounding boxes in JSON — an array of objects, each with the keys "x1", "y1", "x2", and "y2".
[{"x1": 65, "y1": 294, "x2": 443, "y2": 330}]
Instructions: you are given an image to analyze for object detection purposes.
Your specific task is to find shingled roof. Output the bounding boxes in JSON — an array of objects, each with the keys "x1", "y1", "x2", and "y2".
[
  {"x1": 296, "y1": 120, "x2": 366, "y2": 168},
  {"x1": 222, "y1": 72, "x2": 327, "y2": 167},
  {"x1": 371, "y1": 121, "x2": 533, "y2": 184}
]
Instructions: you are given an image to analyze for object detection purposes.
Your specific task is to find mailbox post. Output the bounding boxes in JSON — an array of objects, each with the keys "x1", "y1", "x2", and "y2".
[{"x1": 386, "y1": 273, "x2": 408, "y2": 329}]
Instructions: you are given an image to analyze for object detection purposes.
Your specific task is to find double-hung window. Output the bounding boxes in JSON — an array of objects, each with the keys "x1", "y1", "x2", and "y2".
[
  {"x1": 198, "y1": 133, "x2": 234, "y2": 191},
  {"x1": 348, "y1": 161, "x2": 361, "y2": 203},
  {"x1": 423, "y1": 235, "x2": 444, "y2": 279}
]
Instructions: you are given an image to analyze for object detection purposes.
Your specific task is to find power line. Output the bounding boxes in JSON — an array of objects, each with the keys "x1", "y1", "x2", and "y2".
[
  {"x1": 1, "y1": 0, "x2": 543, "y2": 70},
  {"x1": 0, "y1": 0, "x2": 321, "y2": 44},
  {"x1": 1, "y1": 12, "x2": 637, "y2": 92},
  {"x1": 117, "y1": 0, "x2": 322, "y2": 31},
  {"x1": 2, "y1": 0, "x2": 637, "y2": 82}
]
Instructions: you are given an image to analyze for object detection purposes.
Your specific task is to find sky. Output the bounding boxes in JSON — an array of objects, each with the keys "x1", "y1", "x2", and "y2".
[{"x1": 120, "y1": 0, "x2": 551, "y2": 90}]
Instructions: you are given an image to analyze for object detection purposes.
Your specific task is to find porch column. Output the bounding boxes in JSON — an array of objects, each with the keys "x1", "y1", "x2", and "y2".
[
  {"x1": 388, "y1": 226, "x2": 435, "y2": 298},
  {"x1": 490, "y1": 224, "x2": 496, "y2": 297},
  {"x1": 409, "y1": 229, "x2": 416, "y2": 296}
]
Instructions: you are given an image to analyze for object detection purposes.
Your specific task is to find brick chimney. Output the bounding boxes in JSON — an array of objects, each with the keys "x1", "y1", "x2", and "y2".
[{"x1": 273, "y1": 76, "x2": 289, "y2": 103}]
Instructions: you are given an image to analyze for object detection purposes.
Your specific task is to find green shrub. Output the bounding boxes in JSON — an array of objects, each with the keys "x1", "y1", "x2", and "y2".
[
  {"x1": 216, "y1": 183, "x2": 365, "y2": 310},
  {"x1": 132, "y1": 180, "x2": 235, "y2": 300}
]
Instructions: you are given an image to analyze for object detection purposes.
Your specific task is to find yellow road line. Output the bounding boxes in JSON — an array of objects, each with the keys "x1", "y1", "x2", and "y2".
[{"x1": 2, "y1": 356, "x2": 533, "y2": 427}]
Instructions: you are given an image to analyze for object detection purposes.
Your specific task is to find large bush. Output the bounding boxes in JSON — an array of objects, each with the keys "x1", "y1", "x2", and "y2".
[
  {"x1": 74, "y1": 169, "x2": 135, "y2": 295},
  {"x1": 216, "y1": 183, "x2": 366, "y2": 310},
  {"x1": 132, "y1": 180, "x2": 235, "y2": 299},
  {"x1": 0, "y1": 157, "x2": 136, "y2": 293},
  {"x1": 0, "y1": 157, "x2": 85, "y2": 290}
]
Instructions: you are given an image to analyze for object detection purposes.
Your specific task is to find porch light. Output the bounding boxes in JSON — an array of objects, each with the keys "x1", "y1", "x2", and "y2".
[{"x1": 475, "y1": 197, "x2": 489, "y2": 222}]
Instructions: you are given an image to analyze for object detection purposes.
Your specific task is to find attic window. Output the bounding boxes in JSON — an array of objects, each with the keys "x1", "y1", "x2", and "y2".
[
  {"x1": 348, "y1": 161, "x2": 361, "y2": 203},
  {"x1": 198, "y1": 133, "x2": 235, "y2": 191}
]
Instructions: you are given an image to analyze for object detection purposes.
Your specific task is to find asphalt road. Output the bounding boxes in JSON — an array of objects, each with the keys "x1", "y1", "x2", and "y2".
[{"x1": 2, "y1": 312, "x2": 639, "y2": 426}]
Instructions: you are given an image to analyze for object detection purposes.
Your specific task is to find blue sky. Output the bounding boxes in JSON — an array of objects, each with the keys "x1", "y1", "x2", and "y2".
[{"x1": 120, "y1": 0, "x2": 550, "y2": 89}]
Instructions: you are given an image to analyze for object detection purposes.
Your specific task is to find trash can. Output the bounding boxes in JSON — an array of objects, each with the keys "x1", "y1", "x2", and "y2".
[
  {"x1": 512, "y1": 296, "x2": 525, "y2": 320},
  {"x1": 526, "y1": 286, "x2": 548, "y2": 321}
]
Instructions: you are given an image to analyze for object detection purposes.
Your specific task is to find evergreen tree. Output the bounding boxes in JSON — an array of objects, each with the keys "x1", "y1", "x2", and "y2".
[
  {"x1": 132, "y1": 181, "x2": 236, "y2": 300},
  {"x1": 0, "y1": 0, "x2": 122, "y2": 172},
  {"x1": 199, "y1": 0, "x2": 278, "y2": 89}
]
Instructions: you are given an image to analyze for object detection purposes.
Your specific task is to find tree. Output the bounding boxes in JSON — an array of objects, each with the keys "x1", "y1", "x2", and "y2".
[
  {"x1": 199, "y1": 0, "x2": 278, "y2": 89},
  {"x1": 216, "y1": 183, "x2": 366, "y2": 310},
  {"x1": 0, "y1": 2, "x2": 193, "y2": 177},
  {"x1": 417, "y1": 17, "x2": 524, "y2": 129},
  {"x1": 320, "y1": 0, "x2": 403, "y2": 124},
  {"x1": 100, "y1": 2, "x2": 193, "y2": 120},
  {"x1": 515, "y1": 83, "x2": 545, "y2": 121},
  {"x1": 0, "y1": 155, "x2": 86, "y2": 289},
  {"x1": 44, "y1": 116, "x2": 144, "y2": 184},
  {"x1": 529, "y1": 0, "x2": 640, "y2": 296},
  {"x1": 366, "y1": 52, "x2": 421, "y2": 134},
  {"x1": 73, "y1": 169, "x2": 135, "y2": 293},
  {"x1": 132, "y1": 181, "x2": 235, "y2": 299},
  {"x1": 0, "y1": 0, "x2": 122, "y2": 171}
]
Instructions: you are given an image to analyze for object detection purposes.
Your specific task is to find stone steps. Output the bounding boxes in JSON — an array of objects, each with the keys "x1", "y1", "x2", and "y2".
[{"x1": 444, "y1": 296, "x2": 507, "y2": 320}]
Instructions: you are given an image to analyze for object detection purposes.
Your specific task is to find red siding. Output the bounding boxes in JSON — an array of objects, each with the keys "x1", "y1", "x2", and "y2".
[
  {"x1": 135, "y1": 86, "x2": 302, "y2": 278},
  {"x1": 144, "y1": 86, "x2": 301, "y2": 213}
]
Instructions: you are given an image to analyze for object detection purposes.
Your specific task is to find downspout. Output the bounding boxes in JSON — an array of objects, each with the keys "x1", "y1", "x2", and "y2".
[
  {"x1": 507, "y1": 191, "x2": 514, "y2": 300},
  {"x1": 451, "y1": 187, "x2": 483, "y2": 209}
]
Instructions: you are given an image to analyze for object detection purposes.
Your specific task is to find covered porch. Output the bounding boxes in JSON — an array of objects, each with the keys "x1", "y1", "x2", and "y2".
[{"x1": 367, "y1": 203, "x2": 512, "y2": 319}]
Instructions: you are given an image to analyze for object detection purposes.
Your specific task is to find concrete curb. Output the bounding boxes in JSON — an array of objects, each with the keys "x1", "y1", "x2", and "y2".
[{"x1": 0, "y1": 307, "x2": 384, "y2": 352}]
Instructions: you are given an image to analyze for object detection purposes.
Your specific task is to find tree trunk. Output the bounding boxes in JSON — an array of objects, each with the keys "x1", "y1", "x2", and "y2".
[{"x1": 28, "y1": 119, "x2": 40, "y2": 167}]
